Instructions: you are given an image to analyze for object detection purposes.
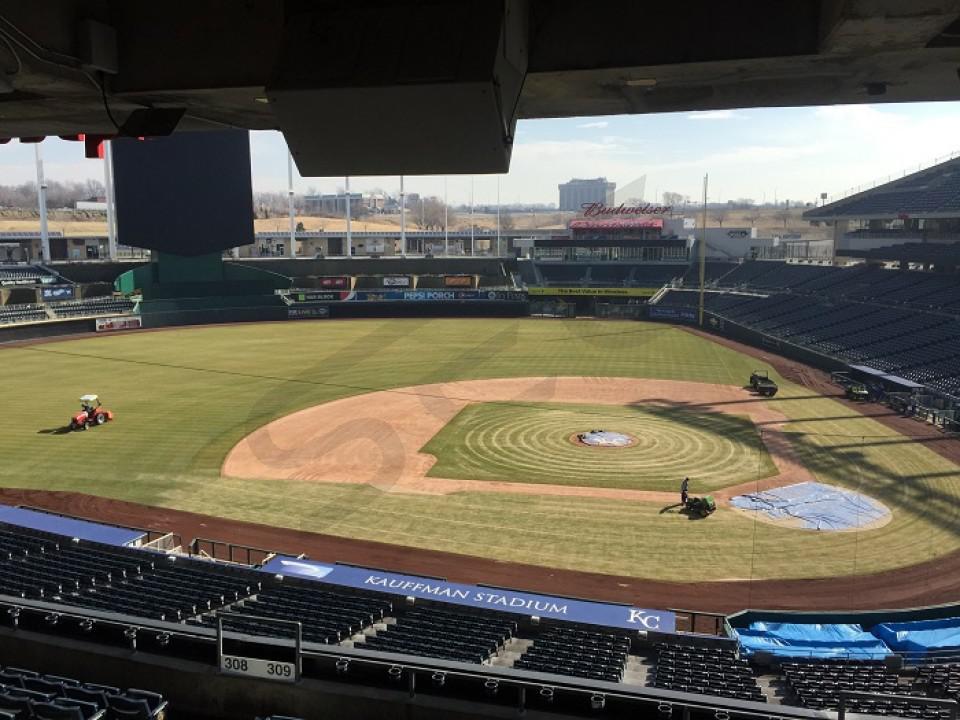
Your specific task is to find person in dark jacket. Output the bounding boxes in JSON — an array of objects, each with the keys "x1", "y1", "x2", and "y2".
[{"x1": 680, "y1": 477, "x2": 690, "y2": 506}]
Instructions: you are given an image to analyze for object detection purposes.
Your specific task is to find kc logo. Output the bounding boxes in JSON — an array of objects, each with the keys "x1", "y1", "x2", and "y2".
[{"x1": 627, "y1": 609, "x2": 662, "y2": 629}]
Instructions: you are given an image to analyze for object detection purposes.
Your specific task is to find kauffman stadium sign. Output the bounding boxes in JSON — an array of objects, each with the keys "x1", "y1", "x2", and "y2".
[
  {"x1": 260, "y1": 555, "x2": 675, "y2": 632},
  {"x1": 581, "y1": 202, "x2": 672, "y2": 216}
]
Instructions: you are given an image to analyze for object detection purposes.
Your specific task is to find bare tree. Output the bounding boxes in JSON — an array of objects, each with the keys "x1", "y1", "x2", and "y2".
[
  {"x1": 418, "y1": 196, "x2": 457, "y2": 230},
  {"x1": 774, "y1": 202, "x2": 793, "y2": 229},
  {"x1": 662, "y1": 191, "x2": 684, "y2": 206},
  {"x1": 500, "y1": 211, "x2": 515, "y2": 231},
  {"x1": 742, "y1": 208, "x2": 762, "y2": 227},
  {"x1": 710, "y1": 208, "x2": 727, "y2": 227}
]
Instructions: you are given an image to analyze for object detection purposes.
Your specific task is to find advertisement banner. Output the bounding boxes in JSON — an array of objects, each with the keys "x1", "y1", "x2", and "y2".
[
  {"x1": 95, "y1": 316, "x2": 142, "y2": 332},
  {"x1": 41, "y1": 286, "x2": 76, "y2": 301},
  {"x1": 444, "y1": 275, "x2": 474, "y2": 287},
  {"x1": 293, "y1": 291, "x2": 342, "y2": 302},
  {"x1": 260, "y1": 556, "x2": 675, "y2": 632},
  {"x1": 319, "y1": 277, "x2": 349, "y2": 289},
  {"x1": 288, "y1": 306, "x2": 330, "y2": 319},
  {"x1": 527, "y1": 287, "x2": 658, "y2": 297},
  {"x1": 383, "y1": 276, "x2": 411, "y2": 287},
  {"x1": 648, "y1": 306, "x2": 697, "y2": 322}
]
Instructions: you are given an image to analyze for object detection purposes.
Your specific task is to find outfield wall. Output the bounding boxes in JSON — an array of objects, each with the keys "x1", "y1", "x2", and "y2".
[{"x1": 0, "y1": 318, "x2": 95, "y2": 344}]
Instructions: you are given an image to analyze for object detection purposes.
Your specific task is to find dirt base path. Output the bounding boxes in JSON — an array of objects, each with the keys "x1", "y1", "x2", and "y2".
[
  {"x1": 223, "y1": 376, "x2": 813, "y2": 502},
  {"x1": 2, "y1": 487, "x2": 959, "y2": 616}
]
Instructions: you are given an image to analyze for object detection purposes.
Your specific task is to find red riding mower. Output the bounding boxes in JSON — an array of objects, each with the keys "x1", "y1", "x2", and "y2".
[{"x1": 70, "y1": 395, "x2": 114, "y2": 431}]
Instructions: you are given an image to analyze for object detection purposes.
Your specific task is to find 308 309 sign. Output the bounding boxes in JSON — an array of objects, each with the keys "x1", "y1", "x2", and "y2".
[{"x1": 220, "y1": 655, "x2": 297, "y2": 683}]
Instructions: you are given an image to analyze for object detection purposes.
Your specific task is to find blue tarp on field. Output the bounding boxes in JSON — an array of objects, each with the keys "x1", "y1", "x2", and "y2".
[
  {"x1": 735, "y1": 622, "x2": 892, "y2": 659},
  {"x1": 729, "y1": 481, "x2": 889, "y2": 531},
  {"x1": 873, "y1": 618, "x2": 960, "y2": 654}
]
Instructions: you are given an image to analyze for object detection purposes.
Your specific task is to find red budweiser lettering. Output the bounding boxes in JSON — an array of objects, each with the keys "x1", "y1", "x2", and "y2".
[{"x1": 581, "y1": 202, "x2": 672, "y2": 216}]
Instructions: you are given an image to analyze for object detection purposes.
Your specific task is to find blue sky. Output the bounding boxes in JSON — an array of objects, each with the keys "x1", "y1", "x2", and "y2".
[{"x1": 3, "y1": 102, "x2": 960, "y2": 207}]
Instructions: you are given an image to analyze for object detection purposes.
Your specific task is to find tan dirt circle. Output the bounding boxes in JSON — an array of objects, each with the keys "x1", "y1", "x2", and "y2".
[{"x1": 223, "y1": 376, "x2": 821, "y2": 504}]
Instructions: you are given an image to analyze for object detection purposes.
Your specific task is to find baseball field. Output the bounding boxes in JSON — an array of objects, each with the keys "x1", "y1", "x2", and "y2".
[{"x1": 1, "y1": 318, "x2": 958, "y2": 592}]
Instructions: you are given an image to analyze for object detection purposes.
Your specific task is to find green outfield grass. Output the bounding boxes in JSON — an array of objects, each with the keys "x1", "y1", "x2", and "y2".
[
  {"x1": 422, "y1": 401, "x2": 776, "y2": 490},
  {"x1": 0, "y1": 318, "x2": 957, "y2": 582}
]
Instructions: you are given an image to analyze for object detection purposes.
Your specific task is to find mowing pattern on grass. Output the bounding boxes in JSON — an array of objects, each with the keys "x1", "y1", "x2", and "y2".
[
  {"x1": 423, "y1": 402, "x2": 776, "y2": 491},
  {"x1": 0, "y1": 319, "x2": 957, "y2": 582}
]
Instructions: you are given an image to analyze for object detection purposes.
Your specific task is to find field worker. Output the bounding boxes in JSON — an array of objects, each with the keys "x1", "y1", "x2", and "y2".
[{"x1": 680, "y1": 477, "x2": 690, "y2": 506}]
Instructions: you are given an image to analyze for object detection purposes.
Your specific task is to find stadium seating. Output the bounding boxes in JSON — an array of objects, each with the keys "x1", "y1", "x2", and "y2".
[
  {"x1": 647, "y1": 642, "x2": 765, "y2": 703},
  {"x1": 49, "y1": 297, "x2": 135, "y2": 319},
  {"x1": 0, "y1": 265, "x2": 59, "y2": 286},
  {"x1": 531, "y1": 263, "x2": 687, "y2": 288},
  {"x1": 360, "y1": 605, "x2": 516, "y2": 664},
  {"x1": 913, "y1": 662, "x2": 960, "y2": 700},
  {"x1": 198, "y1": 583, "x2": 393, "y2": 645},
  {"x1": 0, "y1": 664, "x2": 166, "y2": 720},
  {"x1": 0, "y1": 528, "x2": 258, "y2": 620},
  {"x1": 0, "y1": 303, "x2": 49, "y2": 325},
  {"x1": 777, "y1": 659, "x2": 957, "y2": 717},
  {"x1": 514, "y1": 626, "x2": 629, "y2": 683},
  {"x1": 657, "y1": 274, "x2": 960, "y2": 397}
]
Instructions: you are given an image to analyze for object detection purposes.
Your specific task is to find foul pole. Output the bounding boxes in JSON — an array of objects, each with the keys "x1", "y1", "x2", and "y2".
[
  {"x1": 698, "y1": 173, "x2": 709, "y2": 327},
  {"x1": 400, "y1": 175, "x2": 406, "y2": 257},
  {"x1": 496, "y1": 176, "x2": 501, "y2": 256},
  {"x1": 443, "y1": 177, "x2": 448, "y2": 257},
  {"x1": 345, "y1": 176, "x2": 352, "y2": 256},
  {"x1": 286, "y1": 151, "x2": 296, "y2": 258}
]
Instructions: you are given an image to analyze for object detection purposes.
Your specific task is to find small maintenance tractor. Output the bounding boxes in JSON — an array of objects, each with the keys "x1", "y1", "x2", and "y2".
[
  {"x1": 70, "y1": 394, "x2": 114, "y2": 431},
  {"x1": 749, "y1": 371, "x2": 779, "y2": 397},
  {"x1": 685, "y1": 495, "x2": 717, "y2": 518},
  {"x1": 846, "y1": 383, "x2": 870, "y2": 402}
]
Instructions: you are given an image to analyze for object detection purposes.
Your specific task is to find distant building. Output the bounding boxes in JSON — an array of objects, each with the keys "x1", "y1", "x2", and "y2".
[
  {"x1": 304, "y1": 192, "x2": 386, "y2": 215},
  {"x1": 558, "y1": 178, "x2": 616, "y2": 212},
  {"x1": 75, "y1": 200, "x2": 107, "y2": 212}
]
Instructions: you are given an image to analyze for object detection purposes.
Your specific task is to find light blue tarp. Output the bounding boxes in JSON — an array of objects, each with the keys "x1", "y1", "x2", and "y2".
[
  {"x1": 873, "y1": 618, "x2": 960, "y2": 654},
  {"x1": 729, "y1": 481, "x2": 889, "y2": 531},
  {"x1": 735, "y1": 622, "x2": 892, "y2": 659}
]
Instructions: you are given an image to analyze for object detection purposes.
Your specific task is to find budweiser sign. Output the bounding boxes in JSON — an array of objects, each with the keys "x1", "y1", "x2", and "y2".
[{"x1": 581, "y1": 202, "x2": 672, "y2": 217}]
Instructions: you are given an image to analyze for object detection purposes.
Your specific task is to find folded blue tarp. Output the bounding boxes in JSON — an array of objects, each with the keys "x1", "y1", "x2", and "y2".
[
  {"x1": 873, "y1": 618, "x2": 960, "y2": 654},
  {"x1": 735, "y1": 622, "x2": 892, "y2": 660}
]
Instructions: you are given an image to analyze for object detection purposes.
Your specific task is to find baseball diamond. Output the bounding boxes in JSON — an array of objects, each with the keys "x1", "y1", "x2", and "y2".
[{"x1": 1, "y1": 318, "x2": 957, "y2": 587}]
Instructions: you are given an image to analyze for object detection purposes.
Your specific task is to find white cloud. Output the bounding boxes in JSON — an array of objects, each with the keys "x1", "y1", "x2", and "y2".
[
  {"x1": 577, "y1": 121, "x2": 609, "y2": 129},
  {"x1": 686, "y1": 110, "x2": 744, "y2": 121}
]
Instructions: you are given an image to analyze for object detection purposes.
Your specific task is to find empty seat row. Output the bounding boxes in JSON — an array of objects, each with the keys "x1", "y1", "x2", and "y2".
[{"x1": 0, "y1": 664, "x2": 165, "y2": 720}]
